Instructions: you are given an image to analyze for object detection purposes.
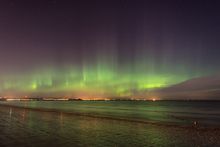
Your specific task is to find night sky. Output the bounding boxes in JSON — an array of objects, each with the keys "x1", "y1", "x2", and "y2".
[{"x1": 0, "y1": 0, "x2": 220, "y2": 99}]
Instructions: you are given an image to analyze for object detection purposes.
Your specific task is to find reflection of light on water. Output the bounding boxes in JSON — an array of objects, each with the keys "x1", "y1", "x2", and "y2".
[
  {"x1": 9, "y1": 108, "x2": 12, "y2": 117},
  {"x1": 60, "y1": 112, "x2": 63, "y2": 127},
  {"x1": 22, "y1": 110, "x2": 26, "y2": 121}
]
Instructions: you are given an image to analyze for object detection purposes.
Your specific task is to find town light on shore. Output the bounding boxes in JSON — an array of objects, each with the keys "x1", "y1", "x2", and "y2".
[{"x1": 152, "y1": 98, "x2": 156, "y2": 101}]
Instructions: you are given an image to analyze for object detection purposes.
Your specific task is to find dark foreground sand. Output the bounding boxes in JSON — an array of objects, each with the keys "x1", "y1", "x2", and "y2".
[{"x1": 0, "y1": 104, "x2": 220, "y2": 147}]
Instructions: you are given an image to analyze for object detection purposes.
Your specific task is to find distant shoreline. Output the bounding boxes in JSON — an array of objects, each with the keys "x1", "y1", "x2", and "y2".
[{"x1": 1, "y1": 98, "x2": 220, "y2": 101}]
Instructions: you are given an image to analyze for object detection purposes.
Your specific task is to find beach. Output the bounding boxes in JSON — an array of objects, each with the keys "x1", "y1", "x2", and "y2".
[{"x1": 0, "y1": 101, "x2": 220, "y2": 147}]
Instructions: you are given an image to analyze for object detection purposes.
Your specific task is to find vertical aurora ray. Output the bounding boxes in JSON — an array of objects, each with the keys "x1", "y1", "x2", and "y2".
[
  {"x1": 0, "y1": 56, "x2": 211, "y2": 98},
  {"x1": 0, "y1": 25, "x2": 216, "y2": 98},
  {"x1": 0, "y1": 0, "x2": 219, "y2": 99}
]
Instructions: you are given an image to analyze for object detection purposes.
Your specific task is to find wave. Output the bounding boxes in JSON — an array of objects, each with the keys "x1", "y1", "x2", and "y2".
[{"x1": 1, "y1": 103, "x2": 220, "y2": 130}]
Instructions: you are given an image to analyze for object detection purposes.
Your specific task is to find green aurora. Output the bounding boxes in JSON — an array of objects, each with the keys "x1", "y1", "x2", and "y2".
[
  {"x1": 0, "y1": 0, "x2": 220, "y2": 99},
  {"x1": 0, "y1": 60, "x2": 212, "y2": 98}
]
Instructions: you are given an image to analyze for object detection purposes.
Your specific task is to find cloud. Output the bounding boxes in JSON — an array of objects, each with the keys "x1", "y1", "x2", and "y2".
[{"x1": 153, "y1": 74, "x2": 220, "y2": 100}]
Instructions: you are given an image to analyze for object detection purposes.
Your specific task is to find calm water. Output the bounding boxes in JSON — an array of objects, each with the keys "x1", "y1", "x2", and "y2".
[
  {"x1": 0, "y1": 101, "x2": 220, "y2": 146},
  {"x1": 1, "y1": 101, "x2": 220, "y2": 125}
]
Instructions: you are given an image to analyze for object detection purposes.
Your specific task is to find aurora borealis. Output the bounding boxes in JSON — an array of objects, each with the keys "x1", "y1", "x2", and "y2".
[{"x1": 0, "y1": 0, "x2": 220, "y2": 99}]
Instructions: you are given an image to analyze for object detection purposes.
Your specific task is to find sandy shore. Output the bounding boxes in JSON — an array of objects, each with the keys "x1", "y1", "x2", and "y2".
[{"x1": 0, "y1": 104, "x2": 220, "y2": 146}]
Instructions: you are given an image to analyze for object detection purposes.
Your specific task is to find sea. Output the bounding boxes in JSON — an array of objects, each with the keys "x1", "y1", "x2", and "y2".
[{"x1": 0, "y1": 100, "x2": 219, "y2": 147}]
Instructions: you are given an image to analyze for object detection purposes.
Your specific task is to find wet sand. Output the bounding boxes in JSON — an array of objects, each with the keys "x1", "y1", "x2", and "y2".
[{"x1": 0, "y1": 104, "x2": 220, "y2": 147}]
